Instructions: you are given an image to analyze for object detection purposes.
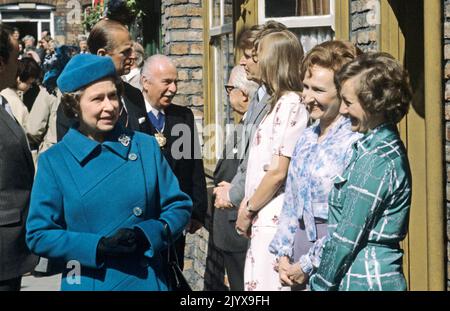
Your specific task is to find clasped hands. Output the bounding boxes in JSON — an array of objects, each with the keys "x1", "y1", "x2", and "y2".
[
  {"x1": 96, "y1": 227, "x2": 149, "y2": 261},
  {"x1": 213, "y1": 182, "x2": 233, "y2": 209},
  {"x1": 276, "y1": 256, "x2": 308, "y2": 286}
]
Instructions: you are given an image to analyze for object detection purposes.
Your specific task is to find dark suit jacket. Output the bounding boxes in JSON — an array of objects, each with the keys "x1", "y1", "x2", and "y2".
[
  {"x1": 0, "y1": 105, "x2": 38, "y2": 281},
  {"x1": 212, "y1": 121, "x2": 248, "y2": 252},
  {"x1": 56, "y1": 81, "x2": 153, "y2": 141},
  {"x1": 148, "y1": 104, "x2": 207, "y2": 224}
]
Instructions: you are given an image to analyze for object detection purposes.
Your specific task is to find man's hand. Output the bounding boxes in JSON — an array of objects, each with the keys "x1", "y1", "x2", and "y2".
[
  {"x1": 213, "y1": 181, "x2": 233, "y2": 209},
  {"x1": 186, "y1": 219, "x2": 203, "y2": 234},
  {"x1": 287, "y1": 262, "x2": 308, "y2": 285},
  {"x1": 277, "y1": 256, "x2": 294, "y2": 286}
]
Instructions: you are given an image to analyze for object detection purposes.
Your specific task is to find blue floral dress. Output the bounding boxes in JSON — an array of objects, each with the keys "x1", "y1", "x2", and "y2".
[{"x1": 269, "y1": 117, "x2": 361, "y2": 273}]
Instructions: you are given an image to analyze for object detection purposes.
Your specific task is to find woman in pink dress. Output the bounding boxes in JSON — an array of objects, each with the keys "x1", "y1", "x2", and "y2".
[{"x1": 235, "y1": 29, "x2": 308, "y2": 291}]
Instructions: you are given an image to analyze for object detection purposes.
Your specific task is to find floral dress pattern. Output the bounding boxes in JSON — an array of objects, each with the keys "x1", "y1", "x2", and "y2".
[
  {"x1": 244, "y1": 92, "x2": 308, "y2": 291},
  {"x1": 269, "y1": 117, "x2": 362, "y2": 273}
]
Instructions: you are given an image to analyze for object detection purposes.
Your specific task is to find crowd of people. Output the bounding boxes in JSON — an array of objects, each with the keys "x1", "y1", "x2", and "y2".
[{"x1": 0, "y1": 15, "x2": 412, "y2": 292}]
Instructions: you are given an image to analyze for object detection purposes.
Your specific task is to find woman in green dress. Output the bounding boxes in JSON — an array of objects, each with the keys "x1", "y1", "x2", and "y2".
[{"x1": 309, "y1": 52, "x2": 413, "y2": 291}]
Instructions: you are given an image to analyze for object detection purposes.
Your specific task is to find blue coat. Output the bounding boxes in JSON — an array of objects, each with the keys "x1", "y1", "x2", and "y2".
[{"x1": 26, "y1": 125, "x2": 192, "y2": 290}]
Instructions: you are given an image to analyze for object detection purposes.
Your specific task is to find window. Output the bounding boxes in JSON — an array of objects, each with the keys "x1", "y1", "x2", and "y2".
[
  {"x1": 259, "y1": 0, "x2": 335, "y2": 51},
  {"x1": 207, "y1": 0, "x2": 235, "y2": 160}
]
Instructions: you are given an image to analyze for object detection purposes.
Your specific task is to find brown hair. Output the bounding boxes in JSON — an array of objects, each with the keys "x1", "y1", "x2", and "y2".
[
  {"x1": 237, "y1": 24, "x2": 264, "y2": 50},
  {"x1": 335, "y1": 52, "x2": 412, "y2": 124},
  {"x1": 61, "y1": 76, "x2": 124, "y2": 119},
  {"x1": 87, "y1": 19, "x2": 128, "y2": 54},
  {"x1": 237, "y1": 20, "x2": 287, "y2": 51},
  {"x1": 0, "y1": 23, "x2": 13, "y2": 64},
  {"x1": 257, "y1": 30, "x2": 304, "y2": 107},
  {"x1": 300, "y1": 40, "x2": 362, "y2": 81}
]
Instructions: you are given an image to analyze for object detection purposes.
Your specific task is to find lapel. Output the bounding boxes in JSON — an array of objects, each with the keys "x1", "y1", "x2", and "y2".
[
  {"x1": 243, "y1": 93, "x2": 270, "y2": 153},
  {"x1": 162, "y1": 105, "x2": 182, "y2": 144},
  {"x1": 0, "y1": 105, "x2": 34, "y2": 173}
]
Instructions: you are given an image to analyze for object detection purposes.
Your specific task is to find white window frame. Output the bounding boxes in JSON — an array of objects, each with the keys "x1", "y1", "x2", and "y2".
[
  {"x1": 208, "y1": 0, "x2": 234, "y2": 159},
  {"x1": 258, "y1": 0, "x2": 336, "y2": 31}
]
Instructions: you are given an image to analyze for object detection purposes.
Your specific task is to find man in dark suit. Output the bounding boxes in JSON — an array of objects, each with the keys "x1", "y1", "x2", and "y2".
[
  {"x1": 140, "y1": 54, "x2": 207, "y2": 268},
  {"x1": 56, "y1": 19, "x2": 152, "y2": 140},
  {"x1": 0, "y1": 23, "x2": 38, "y2": 291},
  {"x1": 212, "y1": 65, "x2": 258, "y2": 290}
]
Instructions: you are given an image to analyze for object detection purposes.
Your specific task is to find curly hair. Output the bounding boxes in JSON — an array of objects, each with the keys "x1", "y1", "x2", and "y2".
[
  {"x1": 335, "y1": 52, "x2": 412, "y2": 124},
  {"x1": 300, "y1": 40, "x2": 362, "y2": 81},
  {"x1": 60, "y1": 76, "x2": 124, "y2": 119}
]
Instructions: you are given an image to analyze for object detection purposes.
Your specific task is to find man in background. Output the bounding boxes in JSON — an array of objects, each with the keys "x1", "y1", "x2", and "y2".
[{"x1": 0, "y1": 23, "x2": 37, "y2": 291}]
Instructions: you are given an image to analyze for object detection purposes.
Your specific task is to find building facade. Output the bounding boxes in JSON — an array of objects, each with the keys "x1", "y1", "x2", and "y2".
[
  {"x1": 202, "y1": 0, "x2": 448, "y2": 291},
  {"x1": 0, "y1": 0, "x2": 447, "y2": 291}
]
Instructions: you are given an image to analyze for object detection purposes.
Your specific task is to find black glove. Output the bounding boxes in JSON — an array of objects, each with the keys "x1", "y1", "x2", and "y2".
[
  {"x1": 97, "y1": 228, "x2": 137, "y2": 261},
  {"x1": 133, "y1": 227, "x2": 150, "y2": 252}
]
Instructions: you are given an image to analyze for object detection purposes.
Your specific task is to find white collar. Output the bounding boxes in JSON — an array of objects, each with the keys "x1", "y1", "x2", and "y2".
[
  {"x1": 123, "y1": 68, "x2": 140, "y2": 82},
  {"x1": 144, "y1": 97, "x2": 165, "y2": 117},
  {"x1": 242, "y1": 111, "x2": 248, "y2": 121},
  {"x1": 257, "y1": 85, "x2": 266, "y2": 103}
]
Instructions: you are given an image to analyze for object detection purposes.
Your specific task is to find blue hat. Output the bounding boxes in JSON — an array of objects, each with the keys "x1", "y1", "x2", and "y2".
[{"x1": 57, "y1": 54, "x2": 117, "y2": 93}]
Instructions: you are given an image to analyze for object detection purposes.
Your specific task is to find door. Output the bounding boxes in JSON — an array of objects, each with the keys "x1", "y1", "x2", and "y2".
[{"x1": 380, "y1": 0, "x2": 445, "y2": 290}]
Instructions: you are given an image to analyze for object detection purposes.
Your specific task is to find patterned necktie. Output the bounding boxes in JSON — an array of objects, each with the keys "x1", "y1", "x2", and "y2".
[{"x1": 148, "y1": 111, "x2": 165, "y2": 132}]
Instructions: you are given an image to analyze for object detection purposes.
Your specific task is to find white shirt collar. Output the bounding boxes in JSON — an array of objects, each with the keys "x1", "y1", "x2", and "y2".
[
  {"x1": 123, "y1": 68, "x2": 140, "y2": 83},
  {"x1": 242, "y1": 111, "x2": 248, "y2": 121},
  {"x1": 144, "y1": 97, "x2": 165, "y2": 117},
  {"x1": 257, "y1": 85, "x2": 266, "y2": 103}
]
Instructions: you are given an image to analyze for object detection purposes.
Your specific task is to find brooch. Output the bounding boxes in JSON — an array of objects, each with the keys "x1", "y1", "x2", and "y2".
[{"x1": 118, "y1": 134, "x2": 131, "y2": 147}]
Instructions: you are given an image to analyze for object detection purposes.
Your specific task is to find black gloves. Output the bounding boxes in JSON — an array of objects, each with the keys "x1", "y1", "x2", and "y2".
[{"x1": 96, "y1": 228, "x2": 149, "y2": 262}]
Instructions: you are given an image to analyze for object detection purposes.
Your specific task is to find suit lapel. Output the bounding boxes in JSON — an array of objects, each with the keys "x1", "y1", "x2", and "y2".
[
  {"x1": 0, "y1": 106, "x2": 35, "y2": 174},
  {"x1": 243, "y1": 94, "x2": 270, "y2": 155},
  {"x1": 0, "y1": 105, "x2": 22, "y2": 141}
]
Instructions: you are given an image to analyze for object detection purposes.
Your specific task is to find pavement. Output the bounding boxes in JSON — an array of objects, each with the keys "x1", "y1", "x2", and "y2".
[{"x1": 21, "y1": 273, "x2": 61, "y2": 291}]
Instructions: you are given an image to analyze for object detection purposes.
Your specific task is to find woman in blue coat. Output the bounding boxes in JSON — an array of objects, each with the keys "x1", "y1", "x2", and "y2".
[{"x1": 26, "y1": 54, "x2": 192, "y2": 291}]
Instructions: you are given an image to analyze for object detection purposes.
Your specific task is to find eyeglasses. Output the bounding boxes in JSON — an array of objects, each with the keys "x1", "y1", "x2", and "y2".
[{"x1": 224, "y1": 84, "x2": 237, "y2": 95}]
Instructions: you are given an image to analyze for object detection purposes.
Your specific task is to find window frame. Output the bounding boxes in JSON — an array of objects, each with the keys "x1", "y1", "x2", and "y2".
[
  {"x1": 257, "y1": 0, "x2": 336, "y2": 30},
  {"x1": 205, "y1": 0, "x2": 235, "y2": 162}
]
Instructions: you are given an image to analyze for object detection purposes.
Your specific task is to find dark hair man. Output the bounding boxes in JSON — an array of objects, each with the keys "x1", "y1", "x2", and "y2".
[{"x1": 0, "y1": 23, "x2": 38, "y2": 291}]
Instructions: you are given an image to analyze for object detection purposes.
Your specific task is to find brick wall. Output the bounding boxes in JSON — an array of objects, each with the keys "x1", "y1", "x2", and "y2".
[
  {"x1": 161, "y1": 0, "x2": 204, "y2": 118},
  {"x1": 350, "y1": 0, "x2": 379, "y2": 52},
  {"x1": 444, "y1": 0, "x2": 450, "y2": 291},
  {"x1": 161, "y1": 0, "x2": 227, "y2": 291}
]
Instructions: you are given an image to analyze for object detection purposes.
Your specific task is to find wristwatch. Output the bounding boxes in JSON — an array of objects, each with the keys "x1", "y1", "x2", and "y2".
[{"x1": 246, "y1": 201, "x2": 257, "y2": 214}]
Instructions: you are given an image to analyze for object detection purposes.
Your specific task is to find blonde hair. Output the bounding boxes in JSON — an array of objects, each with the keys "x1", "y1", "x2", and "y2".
[{"x1": 257, "y1": 30, "x2": 304, "y2": 107}]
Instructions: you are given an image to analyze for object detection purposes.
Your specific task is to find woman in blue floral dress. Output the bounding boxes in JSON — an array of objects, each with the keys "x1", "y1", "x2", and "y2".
[{"x1": 269, "y1": 41, "x2": 362, "y2": 289}]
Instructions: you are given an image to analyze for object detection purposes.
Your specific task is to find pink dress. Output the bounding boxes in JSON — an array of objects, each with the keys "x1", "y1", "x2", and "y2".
[{"x1": 244, "y1": 92, "x2": 308, "y2": 291}]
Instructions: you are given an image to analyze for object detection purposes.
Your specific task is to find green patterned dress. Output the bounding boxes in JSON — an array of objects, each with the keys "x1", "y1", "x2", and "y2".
[{"x1": 309, "y1": 123, "x2": 412, "y2": 291}]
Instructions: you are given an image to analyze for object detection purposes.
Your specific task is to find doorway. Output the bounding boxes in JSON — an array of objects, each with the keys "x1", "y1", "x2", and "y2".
[
  {"x1": 380, "y1": 0, "x2": 445, "y2": 290},
  {"x1": 4, "y1": 22, "x2": 38, "y2": 41}
]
